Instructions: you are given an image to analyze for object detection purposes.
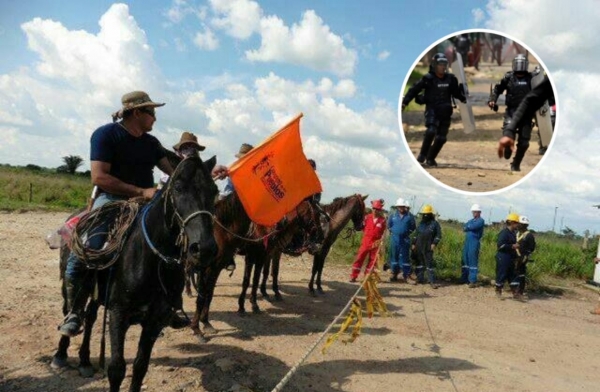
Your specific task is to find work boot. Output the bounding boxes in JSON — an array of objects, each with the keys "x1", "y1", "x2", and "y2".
[
  {"x1": 468, "y1": 282, "x2": 477, "y2": 288},
  {"x1": 58, "y1": 279, "x2": 87, "y2": 337},
  {"x1": 389, "y1": 273, "x2": 399, "y2": 282},
  {"x1": 169, "y1": 310, "x2": 190, "y2": 329},
  {"x1": 417, "y1": 154, "x2": 426, "y2": 164},
  {"x1": 425, "y1": 159, "x2": 438, "y2": 167}
]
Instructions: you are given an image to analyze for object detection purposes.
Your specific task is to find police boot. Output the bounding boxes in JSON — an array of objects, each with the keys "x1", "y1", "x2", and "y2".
[
  {"x1": 59, "y1": 277, "x2": 88, "y2": 337},
  {"x1": 510, "y1": 144, "x2": 529, "y2": 172},
  {"x1": 418, "y1": 133, "x2": 435, "y2": 162},
  {"x1": 426, "y1": 140, "x2": 445, "y2": 167}
]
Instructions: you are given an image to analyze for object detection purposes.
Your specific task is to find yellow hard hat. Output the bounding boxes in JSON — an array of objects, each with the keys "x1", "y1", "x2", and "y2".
[
  {"x1": 506, "y1": 212, "x2": 519, "y2": 222},
  {"x1": 420, "y1": 204, "x2": 434, "y2": 214}
]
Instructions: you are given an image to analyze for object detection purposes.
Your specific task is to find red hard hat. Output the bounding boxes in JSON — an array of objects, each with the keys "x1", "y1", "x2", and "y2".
[{"x1": 371, "y1": 200, "x2": 383, "y2": 210}]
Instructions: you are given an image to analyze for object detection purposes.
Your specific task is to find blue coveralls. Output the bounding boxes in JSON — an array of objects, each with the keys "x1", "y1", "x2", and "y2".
[
  {"x1": 495, "y1": 227, "x2": 518, "y2": 290},
  {"x1": 387, "y1": 211, "x2": 416, "y2": 278},
  {"x1": 461, "y1": 217, "x2": 485, "y2": 284},
  {"x1": 413, "y1": 218, "x2": 442, "y2": 283}
]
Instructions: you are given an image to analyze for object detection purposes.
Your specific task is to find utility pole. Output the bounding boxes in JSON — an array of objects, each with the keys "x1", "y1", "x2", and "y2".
[{"x1": 552, "y1": 206, "x2": 558, "y2": 232}]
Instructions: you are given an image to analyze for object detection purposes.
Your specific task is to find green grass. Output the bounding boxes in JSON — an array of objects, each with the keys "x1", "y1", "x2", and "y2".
[
  {"x1": 0, "y1": 165, "x2": 91, "y2": 211},
  {"x1": 328, "y1": 219, "x2": 596, "y2": 290}
]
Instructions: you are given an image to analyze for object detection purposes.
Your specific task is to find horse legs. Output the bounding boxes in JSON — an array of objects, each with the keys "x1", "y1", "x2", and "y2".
[
  {"x1": 107, "y1": 311, "x2": 130, "y2": 392},
  {"x1": 250, "y1": 250, "x2": 265, "y2": 313},
  {"x1": 308, "y1": 256, "x2": 319, "y2": 296},
  {"x1": 271, "y1": 252, "x2": 283, "y2": 301},
  {"x1": 199, "y1": 270, "x2": 219, "y2": 335},
  {"x1": 51, "y1": 335, "x2": 71, "y2": 369},
  {"x1": 129, "y1": 323, "x2": 163, "y2": 392},
  {"x1": 259, "y1": 254, "x2": 271, "y2": 299},
  {"x1": 316, "y1": 253, "x2": 327, "y2": 294},
  {"x1": 51, "y1": 280, "x2": 71, "y2": 369},
  {"x1": 238, "y1": 256, "x2": 252, "y2": 314},
  {"x1": 77, "y1": 300, "x2": 100, "y2": 377}
]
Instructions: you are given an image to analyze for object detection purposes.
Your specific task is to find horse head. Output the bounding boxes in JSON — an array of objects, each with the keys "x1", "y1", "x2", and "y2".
[
  {"x1": 350, "y1": 194, "x2": 368, "y2": 231},
  {"x1": 164, "y1": 155, "x2": 219, "y2": 267}
]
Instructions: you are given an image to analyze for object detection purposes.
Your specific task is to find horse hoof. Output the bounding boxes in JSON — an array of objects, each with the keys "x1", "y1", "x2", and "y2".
[
  {"x1": 273, "y1": 293, "x2": 283, "y2": 302},
  {"x1": 195, "y1": 334, "x2": 208, "y2": 343},
  {"x1": 252, "y1": 306, "x2": 261, "y2": 314},
  {"x1": 237, "y1": 308, "x2": 246, "y2": 316},
  {"x1": 50, "y1": 356, "x2": 68, "y2": 370},
  {"x1": 203, "y1": 324, "x2": 218, "y2": 335},
  {"x1": 317, "y1": 288, "x2": 325, "y2": 295},
  {"x1": 308, "y1": 290, "x2": 317, "y2": 297},
  {"x1": 78, "y1": 365, "x2": 95, "y2": 378}
]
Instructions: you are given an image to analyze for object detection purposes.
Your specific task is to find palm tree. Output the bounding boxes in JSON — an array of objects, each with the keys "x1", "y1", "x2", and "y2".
[{"x1": 62, "y1": 155, "x2": 84, "y2": 175}]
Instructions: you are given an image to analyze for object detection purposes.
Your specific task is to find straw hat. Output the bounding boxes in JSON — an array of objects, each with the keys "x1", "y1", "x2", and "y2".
[
  {"x1": 173, "y1": 132, "x2": 206, "y2": 151},
  {"x1": 235, "y1": 143, "x2": 254, "y2": 158},
  {"x1": 112, "y1": 91, "x2": 165, "y2": 121}
]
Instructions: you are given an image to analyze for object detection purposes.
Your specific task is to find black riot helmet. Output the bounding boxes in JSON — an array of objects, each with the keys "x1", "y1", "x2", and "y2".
[
  {"x1": 431, "y1": 53, "x2": 449, "y2": 75},
  {"x1": 512, "y1": 54, "x2": 529, "y2": 73},
  {"x1": 432, "y1": 53, "x2": 449, "y2": 68}
]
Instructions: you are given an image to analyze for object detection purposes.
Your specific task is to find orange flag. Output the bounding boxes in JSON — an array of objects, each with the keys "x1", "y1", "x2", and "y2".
[{"x1": 229, "y1": 113, "x2": 322, "y2": 226}]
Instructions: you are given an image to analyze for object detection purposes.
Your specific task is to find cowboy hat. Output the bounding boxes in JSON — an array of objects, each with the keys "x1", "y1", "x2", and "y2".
[
  {"x1": 173, "y1": 131, "x2": 206, "y2": 151},
  {"x1": 112, "y1": 91, "x2": 165, "y2": 121},
  {"x1": 235, "y1": 143, "x2": 254, "y2": 158}
]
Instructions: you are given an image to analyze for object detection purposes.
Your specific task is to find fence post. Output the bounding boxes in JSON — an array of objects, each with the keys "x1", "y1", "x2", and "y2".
[{"x1": 29, "y1": 183, "x2": 33, "y2": 203}]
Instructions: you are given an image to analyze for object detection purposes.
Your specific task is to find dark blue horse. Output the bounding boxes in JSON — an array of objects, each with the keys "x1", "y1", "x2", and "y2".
[{"x1": 52, "y1": 155, "x2": 219, "y2": 392}]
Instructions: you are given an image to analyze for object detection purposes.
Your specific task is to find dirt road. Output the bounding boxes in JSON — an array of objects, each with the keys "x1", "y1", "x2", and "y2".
[
  {"x1": 402, "y1": 61, "x2": 547, "y2": 193},
  {"x1": 1, "y1": 212, "x2": 598, "y2": 391}
]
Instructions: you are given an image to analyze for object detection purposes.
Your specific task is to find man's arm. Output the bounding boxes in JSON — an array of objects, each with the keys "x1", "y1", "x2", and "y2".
[
  {"x1": 507, "y1": 76, "x2": 552, "y2": 130},
  {"x1": 156, "y1": 156, "x2": 174, "y2": 176},
  {"x1": 91, "y1": 161, "x2": 156, "y2": 199},
  {"x1": 402, "y1": 77, "x2": 427, "y2": 109}
]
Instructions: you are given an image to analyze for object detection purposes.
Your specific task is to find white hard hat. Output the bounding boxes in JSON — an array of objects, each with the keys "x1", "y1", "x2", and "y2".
[
  {"x1": 394, "y1": 197, "x2": 409, "y2": 207},
  {"x1": 519, "y1": 215, "x2": 529, "y2": 225},
  {"x1": 470, "y1": 204, "x2": 482, "y2": 212}
]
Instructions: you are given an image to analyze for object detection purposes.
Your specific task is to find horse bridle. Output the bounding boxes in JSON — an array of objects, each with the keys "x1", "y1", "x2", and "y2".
[{"x1": 142, "y1": 157, "x2": 215, "y2": 265}]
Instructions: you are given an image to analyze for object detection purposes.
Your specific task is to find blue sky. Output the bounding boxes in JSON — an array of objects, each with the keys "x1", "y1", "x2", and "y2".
[{"x1": 1, "y1": 0, "x2": 600, "y2": 236}]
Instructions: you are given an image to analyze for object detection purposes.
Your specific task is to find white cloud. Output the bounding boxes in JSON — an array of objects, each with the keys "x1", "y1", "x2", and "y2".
[
  {"x1": 479, "y1": 0, "x2": 600, "y2": 232},
  {"x1": 0, "y1": 4, "x2": 164, "y2": 168},
  {"x1": 471, "y1": 8, "x2": 485, "y2": 26},
  {"x1": 209, "y1": 0, "x2": 262, "y2": 39},
  {"x1": 246, "y1": 10, "x2": 358, "y2": 77},
  {"x1": 193, "y1": 26, "x2": 219, "y2": 50},
  {"x1": 483, "y1": 0, "x2": 600, "y2": 71},
  {"x1": 377, "y1": 50, "x2": 390, "y2": 61},
  {"x1": 165, "y1": 0, "x2": 206, "y2": 24}
]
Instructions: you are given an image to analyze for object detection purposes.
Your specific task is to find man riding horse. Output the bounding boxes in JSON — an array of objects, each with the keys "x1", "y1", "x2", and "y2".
[{"x1": 59, "y1": 91, "x2": 225, "y2": 337}]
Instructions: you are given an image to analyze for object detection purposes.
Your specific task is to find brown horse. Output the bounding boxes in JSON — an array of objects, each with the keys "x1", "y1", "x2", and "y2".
[
  {"x1": 190, "y1": 194, "x2": 323, "y2": 337},
  {"x1": 259, "y1": 194, "x2": 367, "y2": 299}
]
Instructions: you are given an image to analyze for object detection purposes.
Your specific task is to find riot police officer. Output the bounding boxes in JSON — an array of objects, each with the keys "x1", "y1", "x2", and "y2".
[
  {"x1": 489, "y1": 54, "x2": 534, "y2": 171},
  {"x1": 402, "y1": 53, "x2": 466, "y2": 167}
]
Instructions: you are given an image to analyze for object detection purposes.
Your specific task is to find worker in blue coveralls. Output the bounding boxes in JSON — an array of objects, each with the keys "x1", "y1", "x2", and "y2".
[
  {"x1": 495, "y1": 213, "x2": 521, "y2": 298},
  {"x1": 461, "y1": 204, "x2": 485, "y2": 287},
  {"x1": 387, "y1": 197, "x2": 416, "y2": 282}
]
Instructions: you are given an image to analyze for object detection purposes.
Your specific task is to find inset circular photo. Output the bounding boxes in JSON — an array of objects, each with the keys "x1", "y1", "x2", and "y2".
[{"x1": 399, "y1": 29, "x2": 557, "y2": 194}]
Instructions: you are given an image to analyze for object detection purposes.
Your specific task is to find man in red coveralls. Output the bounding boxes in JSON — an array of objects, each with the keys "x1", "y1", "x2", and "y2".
[{"x1": 349, "y1": 199, "x2": 387, "y2": 282}]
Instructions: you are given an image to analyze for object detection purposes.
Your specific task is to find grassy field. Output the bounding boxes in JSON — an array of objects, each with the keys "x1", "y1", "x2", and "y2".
[
  {"x1": 2, "y1": 164, "x2": 596, "y2": 289},
  {"x1": 329, "y1": 218, "x2": 597, "y2": 290},
  {"x1": 0, "y1": 165, "x2": 91, "y2": 211}
]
